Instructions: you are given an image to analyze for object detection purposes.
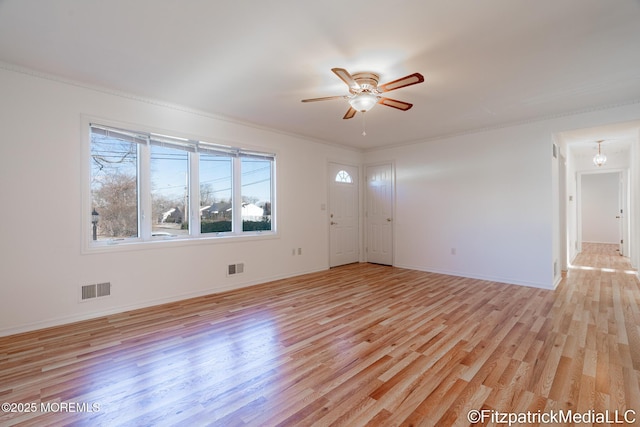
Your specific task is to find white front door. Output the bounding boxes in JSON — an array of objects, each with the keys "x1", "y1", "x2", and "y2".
[
  {"x1": 329, "y1": 163, "x2": 359, "y2": 267},
  {"x1": 366, "y1": 163, "x2": 394, "y2": 265}
]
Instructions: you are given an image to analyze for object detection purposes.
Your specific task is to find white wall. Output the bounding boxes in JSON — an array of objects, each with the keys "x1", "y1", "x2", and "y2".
[
  {"x1": 0, "y1": 67, "x2": 362, "y2": 336},
  {"x1": 365, "y1": 103, "x2": 640, "y2": 289},
  {"x1": 581, "y1": 173, "x2": 620, "y2": 244},
  {"x1": 365, "y1": 124, "x2": 553, "y2": 288}
]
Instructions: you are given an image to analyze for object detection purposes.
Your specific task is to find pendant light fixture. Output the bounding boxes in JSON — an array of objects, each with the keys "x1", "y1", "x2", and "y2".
[{"x1": 593, "y1": 140, "x2": 607, "y2": 167}]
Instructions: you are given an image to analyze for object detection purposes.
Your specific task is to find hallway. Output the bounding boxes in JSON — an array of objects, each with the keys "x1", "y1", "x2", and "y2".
[
  {"x1": 572, "y1": 242, "x2": 636, "y2": 270},
  {"x1": 554, "y1": 242, "x2": 640, "y2": 424}
]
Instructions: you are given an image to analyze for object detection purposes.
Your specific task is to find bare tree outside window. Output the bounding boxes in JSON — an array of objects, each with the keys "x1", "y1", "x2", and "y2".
[{"x1": 90, "y1": 133, "x2": 139, "y2": 239}]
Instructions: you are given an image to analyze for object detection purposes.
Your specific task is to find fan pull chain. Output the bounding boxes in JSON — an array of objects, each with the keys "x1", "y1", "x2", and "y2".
[{"x1": 361, "y1": 112, "x2": 367, "y2": 136}]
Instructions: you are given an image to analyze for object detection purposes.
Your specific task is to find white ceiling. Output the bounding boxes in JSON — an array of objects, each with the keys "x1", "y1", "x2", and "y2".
[{"x1": 1, "y1": 0, "x2": 639, "y2": 150}]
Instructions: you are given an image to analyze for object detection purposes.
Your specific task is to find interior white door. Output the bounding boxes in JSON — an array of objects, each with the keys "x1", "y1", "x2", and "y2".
[
  {"x1": 580, "y1": 172, "x2": 620, "y2": 246},
  {"x1": 329, "y1": 163, "x2": 359, "y2": 267},
  {"x1": 366, "y1": 163, "x2": 394, "y2": 265}
]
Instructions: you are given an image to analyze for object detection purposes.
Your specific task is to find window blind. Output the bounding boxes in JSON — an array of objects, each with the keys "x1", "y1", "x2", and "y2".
[
  {"x1": 150, "y1": 134, "x2": 196, "y2": 153},
  {"x1": 91, "y1": 123, "x2": 274, "y2": 159},
  {"x1": 90, "y1": 124, "x2": 148, "y2": 145}
]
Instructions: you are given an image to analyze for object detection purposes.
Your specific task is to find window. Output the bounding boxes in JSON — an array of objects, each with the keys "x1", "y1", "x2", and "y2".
[
  {"x1": 199, "y1": 153, "x2": 233, "y2": 234},
  {"x1": 335, "y1": 170, "x2": 353, "y2": 183},
  {"x1": 150, "y1": 139, "x2": 190, "y2": 237},
  {"x1": 90, "y1": 126, "x2": 141, "y2": 239},
  {"x1": 89, "y1": 123, "x2": 275, "y2": 245},
  {"x1": 241, "y1": 157, "x2": 272, "y2": 231}
]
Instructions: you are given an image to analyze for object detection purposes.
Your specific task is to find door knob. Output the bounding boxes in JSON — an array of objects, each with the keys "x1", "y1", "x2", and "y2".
[
  {"x1": 386, "y1": 218, "x2": 392, "y2": 222},
  {"x1": 331, "y1": 221, "x2": 338, "y2": 225}
]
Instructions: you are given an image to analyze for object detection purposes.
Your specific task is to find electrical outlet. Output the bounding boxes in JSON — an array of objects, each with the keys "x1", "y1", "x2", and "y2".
[{"x1": 451, "y1": 248, "x2": 456, "y2": 255}]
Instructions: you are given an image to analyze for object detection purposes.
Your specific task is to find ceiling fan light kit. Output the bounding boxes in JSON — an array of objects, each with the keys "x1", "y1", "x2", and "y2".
[
  {"x1": 302, "y1": 67, "x2": 425, "y2": 135},
  {"x1": 349, "y1": 92, "x2": 378, "y2": 112}
]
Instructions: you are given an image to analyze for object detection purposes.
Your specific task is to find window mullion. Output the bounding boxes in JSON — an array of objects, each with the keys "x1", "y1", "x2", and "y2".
[
  {"x1": 139, "y1": 141, "x2": 152, "y2": 240},
  {"x1": 270, "y1": 158, "x2": 276, "y2": 231},
  {"x1": 189, "y1": 153, "x2": 200, "y2": 237},
  {"x1": 233, "y1": 156, "x2": 242, "y2": 234}
]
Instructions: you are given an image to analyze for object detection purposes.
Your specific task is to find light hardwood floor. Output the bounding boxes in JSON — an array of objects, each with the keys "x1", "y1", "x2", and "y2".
[{"x1": 1, "y1": 245, "x2": 639, "y2": 426}]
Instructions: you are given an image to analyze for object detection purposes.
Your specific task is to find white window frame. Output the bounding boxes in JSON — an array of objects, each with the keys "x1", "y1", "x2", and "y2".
[{"x1": 82, "y1": 118, "x2": 277, "y2": 253}]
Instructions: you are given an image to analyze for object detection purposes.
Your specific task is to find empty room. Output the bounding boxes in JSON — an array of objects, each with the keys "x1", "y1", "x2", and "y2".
[{"x1": 1, "y1": 1, "x2": 640, "y2": 425}]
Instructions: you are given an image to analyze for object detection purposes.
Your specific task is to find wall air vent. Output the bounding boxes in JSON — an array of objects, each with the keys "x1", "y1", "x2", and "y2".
[
  {"x1": 227, "y1": 263, "x2": 245, "y2": 276},
  {"x1": 81, "y1": 284, "x2": 96, "y2": 300},
  {"x1": 97, "y1": 282, "x2": 111, "y2": 297},
  {"x1": 80, "y1": 282, "x2": 111, "y2": 301}
]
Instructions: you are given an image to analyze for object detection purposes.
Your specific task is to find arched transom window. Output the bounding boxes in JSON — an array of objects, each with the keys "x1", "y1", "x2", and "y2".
[{"x1": 335, "y1": 170, "x2": 353, "y2": 183}]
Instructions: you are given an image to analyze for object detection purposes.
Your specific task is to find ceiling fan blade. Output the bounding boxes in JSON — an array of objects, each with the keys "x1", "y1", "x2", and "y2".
[
  {"x1": 378, "y1": 73, "x2": 424, "y2": 92},
  {"x1": 332, "y1": 68, "x2": 360, "y2": 91},
  {"x1": 301, "y1": 95, "x2": 346, "y2": 103},
  {"x1": 378, "y1": 97, "x2": 413, "y2": 111},
  {"x1": 343, "y1": 107, "x2": 357, "y2": 119}
]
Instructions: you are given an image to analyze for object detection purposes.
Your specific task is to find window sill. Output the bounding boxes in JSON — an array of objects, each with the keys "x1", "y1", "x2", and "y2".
[{"x1": 82, "y1": 231, "x2": 278, "y2": 255}]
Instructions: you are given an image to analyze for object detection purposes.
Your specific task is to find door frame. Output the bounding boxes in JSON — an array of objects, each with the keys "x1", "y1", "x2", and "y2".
[
  {"x1": 575, "y1": 168, "x2": 629, "y2": 255},
  {"x1": 364, "y1": 161, "x2": 395, "y2": 266}
]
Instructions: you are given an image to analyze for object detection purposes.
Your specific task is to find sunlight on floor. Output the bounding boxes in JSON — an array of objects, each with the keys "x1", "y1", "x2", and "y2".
[{"x1": 568, "y1": 264, "x2": 638, "y2": 275}]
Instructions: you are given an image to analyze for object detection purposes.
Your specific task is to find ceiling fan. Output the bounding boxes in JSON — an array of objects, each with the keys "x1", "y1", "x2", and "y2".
[{"x1": 301, "y1": 68, "x2": 424, "y2": 120}]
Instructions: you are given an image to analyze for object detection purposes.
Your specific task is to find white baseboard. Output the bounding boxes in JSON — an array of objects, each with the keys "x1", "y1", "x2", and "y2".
[
  {"x1": 0, "y1": 267, "x2": 328, "y2": 338},
  {"x1": 393, "y1": 263, "x2": 555, "y2": 290}
]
